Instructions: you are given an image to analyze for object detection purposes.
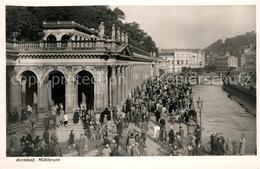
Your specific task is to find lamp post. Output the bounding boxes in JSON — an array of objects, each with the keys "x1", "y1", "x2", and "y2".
[{"x1": 196, "y1": 97, "x2": 203, "y2": 138}]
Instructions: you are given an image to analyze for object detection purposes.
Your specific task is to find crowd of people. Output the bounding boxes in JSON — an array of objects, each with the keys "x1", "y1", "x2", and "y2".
[
  {"x1": 208, "y1": 132, "x2": 247, "y2": 156},
  {"x1": 7, "y1": 73, "x2": 249, "y2": 156},
  {"x1": 8, "y1": 105, "x2": 36, "y2": 127},
  {"x1": 120, "y1": 74, "x2": 199, "y2": 155},
  {"x1": 8, "y1": 128, "x2": 62, "y2": 156}
]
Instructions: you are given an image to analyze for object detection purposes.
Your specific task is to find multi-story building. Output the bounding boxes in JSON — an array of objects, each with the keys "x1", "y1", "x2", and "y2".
[
  {"x1": 214, "y1": 51, "x2": 238, "y2": 72},
  {"x1": 158, "y1": 48, "x2": 205, "y2": 73},
  {"x1": 241, "y1": 44, "x2": 256, "y2": 73},
  {"x1": 6, "y1": 21, "x2": 156, "y2": 119}
]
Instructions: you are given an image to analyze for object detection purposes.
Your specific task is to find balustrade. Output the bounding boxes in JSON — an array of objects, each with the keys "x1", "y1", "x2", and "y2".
[{"x1": 6, "y1": 40, "x2": 106, "y2": 50}]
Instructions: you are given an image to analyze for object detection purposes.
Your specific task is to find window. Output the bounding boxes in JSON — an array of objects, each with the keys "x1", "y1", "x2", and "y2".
[{"x1": 177, "y1": 60, "x2": 180, "y2": 65}]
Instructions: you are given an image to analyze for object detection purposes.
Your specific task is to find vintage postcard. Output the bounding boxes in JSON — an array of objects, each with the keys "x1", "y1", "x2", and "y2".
[{"x1": 1, "y1": 0, "x2": 259, "y2": 169}]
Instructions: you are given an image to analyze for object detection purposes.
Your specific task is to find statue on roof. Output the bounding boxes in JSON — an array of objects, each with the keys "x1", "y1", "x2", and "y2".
[
  {"x1": 116, "y1": 27, "x2": 121, "y2": 41},
  {"x1": 111, "y1": 24, "x2": 116, "y2": 41},
  {"x1": 98, "y1": 22, "x2": 105, "y2": 38},
  {"x1": 125, "y1": 33, "x2": 128, "y2": 44},
  {"x1": 121, "y1": 32, "x2": 125, "y2": 43}
]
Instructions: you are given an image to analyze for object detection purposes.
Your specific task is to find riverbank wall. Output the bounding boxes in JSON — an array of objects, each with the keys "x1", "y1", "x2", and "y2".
[{"x1": 222, "y1": 84, "x2": 256, "y2": 116}]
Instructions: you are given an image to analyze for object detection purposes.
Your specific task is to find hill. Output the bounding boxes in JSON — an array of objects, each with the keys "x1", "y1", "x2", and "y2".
[{"x1": 204, "y1": 31, "x2": 256, "y2": 57}]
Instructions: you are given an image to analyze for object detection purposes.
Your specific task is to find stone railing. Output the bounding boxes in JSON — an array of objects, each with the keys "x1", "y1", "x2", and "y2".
[{"x1": 6, "y1": 40, "x2": 110, "y2": 50}]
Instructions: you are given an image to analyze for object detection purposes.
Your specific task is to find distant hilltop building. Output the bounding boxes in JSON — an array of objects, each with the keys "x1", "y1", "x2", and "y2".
[
  {"x1": 240, "y1": 43, "x2": 256, "y2": 73},
  {"x1": 213, "y1": 51, "x2": 238, "y2": 72},
  {"x1": 158, "y1": 48, "x2": 205, "y2": 74}
]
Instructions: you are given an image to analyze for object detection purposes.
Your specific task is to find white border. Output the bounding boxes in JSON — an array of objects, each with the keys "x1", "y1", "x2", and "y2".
[{"x1": 0, "y1": 1, "x2": 259, "y2": 169}]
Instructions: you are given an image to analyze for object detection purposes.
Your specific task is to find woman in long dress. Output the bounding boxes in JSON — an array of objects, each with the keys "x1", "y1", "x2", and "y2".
[
  {"x1": 225, "y1": 137, "x2": 233, "y2": 155},
  {"x1": 239, "y1": 134, "x2": 246, "y2": 155}
]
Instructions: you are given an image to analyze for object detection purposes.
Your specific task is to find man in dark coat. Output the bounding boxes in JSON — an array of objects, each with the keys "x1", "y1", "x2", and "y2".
[
  {"x1": 168, "y1": 127, "x2": 174, "y2": 145},
  {"x1": 68, "y1": 130, "x2": 75, "y2": 152},
  {"x1": 116, "y1": 117, "x2": 123, "y2": 138},
  {"x1": 100, "y1": 108, "x2": 111, "y2": 123},
  {"x1": 43, "y1": 128, "x2": 50, "y2": 144},
  {"x1": 195, "y1": 126, "x2": 201, "y2": 145},
  {"x1": 210, "y1": 132, "x2": 217, "y2": 155},
  {"x1": 43, "y1": 114, "x2": 50, "y2": 129},
  {"x1": 215, "y1": 137, "x2": 225, "y2": 155},
  {"x1": 73, "y1": 109, "x2": 80, "y2": 124}
]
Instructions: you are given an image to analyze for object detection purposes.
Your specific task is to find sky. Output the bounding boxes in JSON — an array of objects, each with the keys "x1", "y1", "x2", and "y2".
[{"x1": 117, "y1": 6, "x2": 256, "y2": 50}]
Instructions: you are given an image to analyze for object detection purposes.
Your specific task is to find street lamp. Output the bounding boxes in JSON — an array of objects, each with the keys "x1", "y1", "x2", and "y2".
[{"x1": 196, "y1": 97, "x2": 203, "y2": 138}]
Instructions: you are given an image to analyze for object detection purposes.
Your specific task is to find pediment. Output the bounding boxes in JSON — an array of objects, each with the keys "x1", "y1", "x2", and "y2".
[{"x1": 120, "y1": 45, "x2": 134, "y2": 57}]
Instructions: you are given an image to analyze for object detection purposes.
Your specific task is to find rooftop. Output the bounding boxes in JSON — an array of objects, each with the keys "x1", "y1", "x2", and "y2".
[{"x1": 43, "y1": 21, "x2": 99, "y2": 36}]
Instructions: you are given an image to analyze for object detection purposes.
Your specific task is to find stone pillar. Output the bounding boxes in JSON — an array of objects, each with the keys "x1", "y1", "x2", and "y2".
[
  {"x1": 111, "y1": 66, "x2": 117, "y2": 107},
  {"x1": 130, "y1": 65, "x2": 134, "y2": 91},
  {"x1": 65, "y1": 79, "x2": 76, "y2": 114},
  {"x1": 37, "y1": 82, "x2": 49, "y2": 117},
  {"x1": 104, "y1": 69, "x2": 108, "y2": 109},
  {"x1": 10, "y1": 79, "x2": 22, "y2": 113},
  {"x1": 121, "y1": 66, "x2": 125, "y2": 101},
  {"x1": 116, "y1": 66, "x2": 121, "y2": 105},
  {"x1": 95, "y1": 67, "x2": 108, "y2": 111},
  {"x1": 74, "y1": 83, "x2": 78, "y2": 108},
  {"x1": 128, "y1": 65, "x2": 131, "y2": 93},
  {"x1": 125, "y1": 66, "x2": 129, "y2": 98},
  {"x1": 21, "y1": 80, "x2": 26, "y2": 109},
  {"x1": 47, "y1": 80, "x2": 52, "y2": 104}
]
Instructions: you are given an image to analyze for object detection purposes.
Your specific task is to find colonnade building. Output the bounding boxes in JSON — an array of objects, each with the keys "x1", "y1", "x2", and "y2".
[{"x1": 6, "y1": 21, "x2": 156, "y2": 120}]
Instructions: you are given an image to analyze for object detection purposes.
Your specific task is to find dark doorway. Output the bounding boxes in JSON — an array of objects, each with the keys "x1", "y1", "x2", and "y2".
[
  {"x1": 48, "y1": 70, "x2": 65, "y2": 109},
  {"x1": 20, "y1": 70, "x2": 38, "y2": 107},
  {"x1": 61, "y1": 34, "x2": 70, "y2": 47},
  {"x1": 76, "y1": 70, "x2": 94, "y2": 109},
  {"x1": 47, "y1": 34, "x2": 57, "y2": 48}
]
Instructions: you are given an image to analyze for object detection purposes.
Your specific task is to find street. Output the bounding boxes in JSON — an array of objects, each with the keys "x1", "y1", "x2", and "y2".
[{"x1": 192, "y1": 85, "x2": 256, "y2": 154}]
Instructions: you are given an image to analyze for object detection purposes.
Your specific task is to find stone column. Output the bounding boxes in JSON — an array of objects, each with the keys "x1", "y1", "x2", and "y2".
[
  {"x1": 10, "y1": 78, "x2": 22, "y2": 113},
  {"x1": 37, "y1": 82, "x2": 48, "y2": 117},
  {"x1": 65, "y1": 79, "x2": 76, "y2": 114},
  {"x1": 74, "y1": 83, "x2": 78, "y2": 108},
  {"x1": 128, "y1": 65, "x2": 131, "y2": 93},
  {"x1": 21, "y1": 80, "x2": 26, "y2": 109},
  {"x1": 125, "y1": 66, "x2": 129, "y2": 98},
  {"x1": 111, "y1": 66, "x2": 117, "y2": 107},
  {"x1": 95, "y1": 67, "x2": 108, "y2": 111},
  {"x1": 47, "y1": 80, "x2": 52, "y2": 104},
  {"x1": 116, "y1": 66, "x2": 121, "y2": 105},
  {"x1": 121, "y1": 66, "x2": 125, "y2": 101},
  {"x1": 130, "y1": 65, "x2": 134, "y2": 92}
]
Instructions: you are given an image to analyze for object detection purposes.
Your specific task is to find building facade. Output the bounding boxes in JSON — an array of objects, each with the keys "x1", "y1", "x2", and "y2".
[
  {"x1": 241, "y1": 44, "x2": 256, "y2": 73},
  {"x1": 6, "y1": 21, "x2": 156, "y2": 120},
  {"x1": 213, "y1": 51, "x2": 238, "y2": 72},
  {"x1": 158, "y1": 48, "x2": 205, "y2": 73}
]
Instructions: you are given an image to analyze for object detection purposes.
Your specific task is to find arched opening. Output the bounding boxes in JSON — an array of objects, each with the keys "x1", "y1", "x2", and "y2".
[
  {"x1": 47, "y1": 34, "x2": 57, "y2": 48},
  {"x1": 75, "y1": 70, "x2": 94, "y2": 110},
  {"x1": 48, "y1": 70, "x2": 66, "y2": 110},
  {"x1": 74, "y1": 35, "x2": 78, "y2": 48},
  {"x1": 20, "y1": 70, "x2": 38, "y2": 109},
  {"x1": 79, "y1": 36, "x2": 83, "y2": 47},
  {"x1": 61, "y1": 34, "x2": 70, "y2": 47}
]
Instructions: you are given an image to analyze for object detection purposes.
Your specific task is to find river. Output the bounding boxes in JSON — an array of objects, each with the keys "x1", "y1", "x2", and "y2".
[{"x1": 192, "y1": 85, "x2": 256, "y2": 154}]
